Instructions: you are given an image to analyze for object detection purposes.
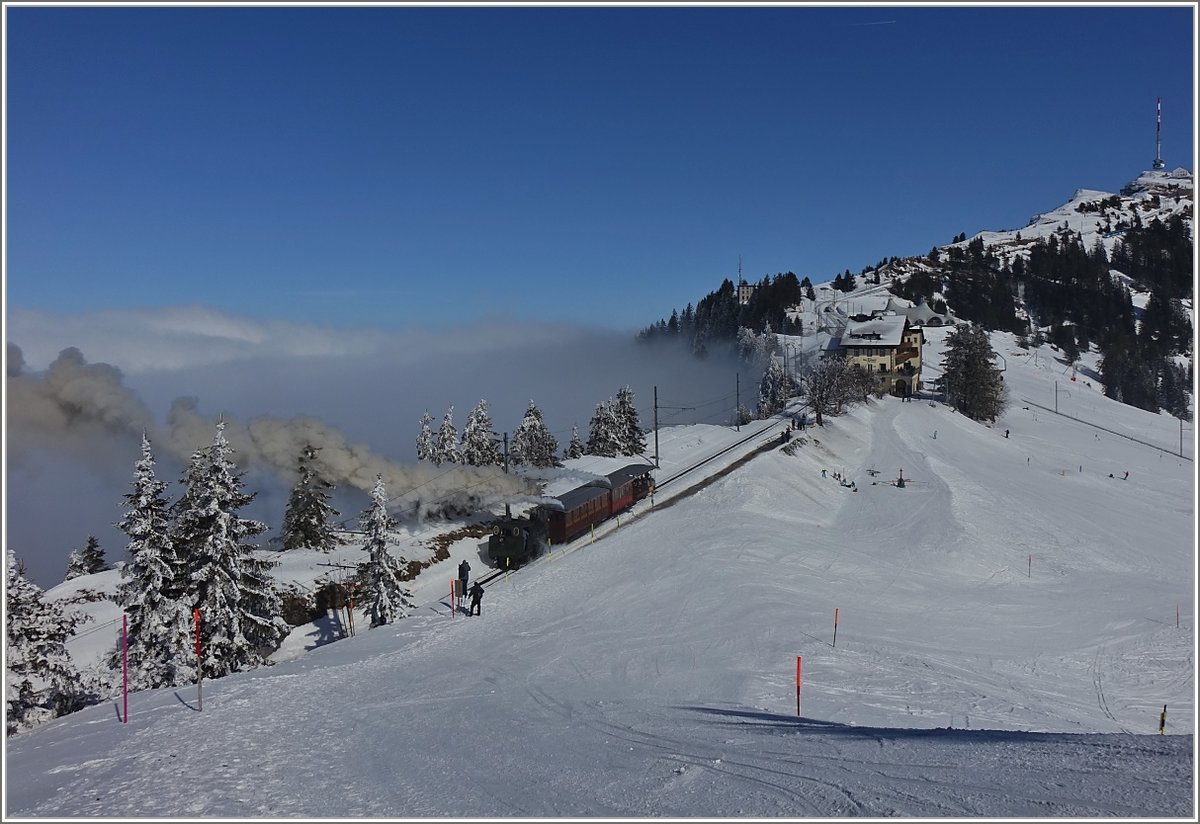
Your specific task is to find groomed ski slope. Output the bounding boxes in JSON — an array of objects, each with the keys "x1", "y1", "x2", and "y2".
[{"x1": 5, "y1": 327, "x2": 1194, "y2": 818}]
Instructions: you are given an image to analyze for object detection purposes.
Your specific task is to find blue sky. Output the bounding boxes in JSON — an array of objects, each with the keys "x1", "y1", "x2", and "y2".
[{"x1": 6, "y1": 4, "x2": 1196, "y2": 334}]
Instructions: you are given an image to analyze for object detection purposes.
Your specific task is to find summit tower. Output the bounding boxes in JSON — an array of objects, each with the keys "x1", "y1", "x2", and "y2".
[{"x1": 1153, "y1": 97, "x2": 1165, "y2": 170}]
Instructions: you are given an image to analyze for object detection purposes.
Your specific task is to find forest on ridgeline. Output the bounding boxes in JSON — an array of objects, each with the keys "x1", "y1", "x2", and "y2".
[{"x1": 638, "y1": 181, "x2": 1193, "y2": 419}]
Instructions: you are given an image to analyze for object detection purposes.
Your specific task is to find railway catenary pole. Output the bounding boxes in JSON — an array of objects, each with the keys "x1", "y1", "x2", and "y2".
[
  {"x1": 653, "y1": 386, "x2": 659, "y2": 469},
  {"x1": 735, "y1": 373, "x2": 740, "y2": 431}
]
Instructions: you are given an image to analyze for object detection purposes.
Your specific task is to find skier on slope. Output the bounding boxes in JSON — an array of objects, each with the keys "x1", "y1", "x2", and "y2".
[{"x1": 468, "y1": 581, "x2": 485, "y2": 617}]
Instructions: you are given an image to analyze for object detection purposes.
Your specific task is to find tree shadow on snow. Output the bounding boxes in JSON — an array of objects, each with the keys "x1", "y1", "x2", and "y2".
[
  {"x1": 305, "y1": 611, "x2": 350, "y2": 648},
  {"x1": 678, "y1": 705, "x2": 1152, "y2": 745}
]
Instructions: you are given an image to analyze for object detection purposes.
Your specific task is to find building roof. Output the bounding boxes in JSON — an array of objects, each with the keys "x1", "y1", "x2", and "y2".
[
  {"x1": 840, "y1": 314, "x2": 907, "y2": 347},
  {"x1": 906, "y1": 299, "x2": 956, "y2": 326}
]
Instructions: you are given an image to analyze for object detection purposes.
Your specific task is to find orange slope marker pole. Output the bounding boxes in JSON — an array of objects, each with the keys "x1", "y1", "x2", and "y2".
[{"x1": 795, "y1": 656, "x2": 803, "y2": 717}]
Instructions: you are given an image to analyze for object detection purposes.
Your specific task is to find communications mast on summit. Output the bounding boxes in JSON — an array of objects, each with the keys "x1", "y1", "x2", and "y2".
[{"x1": 1153, "y1": 97, "x2": 1165, "y2": 170}]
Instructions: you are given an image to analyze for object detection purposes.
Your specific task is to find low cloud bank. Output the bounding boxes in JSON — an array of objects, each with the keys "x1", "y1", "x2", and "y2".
[{"x1": 6, "y1": 307, "x2": 743, "y2": 586}]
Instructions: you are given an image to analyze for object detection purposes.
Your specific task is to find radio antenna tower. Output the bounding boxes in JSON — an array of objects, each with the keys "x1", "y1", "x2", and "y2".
[{"x1": 1153, "y1": 97, "x2": 1165, "y2": 170}]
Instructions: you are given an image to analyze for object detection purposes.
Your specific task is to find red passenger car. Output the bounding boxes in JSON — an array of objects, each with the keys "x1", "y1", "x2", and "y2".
[
  {"x1": 606, "y1": 463, "x2": 656, "y2": 513},
  {"x1": 539, "y1": 483, "x2": 611, "y2": 545},
  {"x1": 536, "y1": 463, "x2": 656, "y2": 546}
]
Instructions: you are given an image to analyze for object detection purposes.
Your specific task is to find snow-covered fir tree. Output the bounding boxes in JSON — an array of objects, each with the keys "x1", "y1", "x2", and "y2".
[
  {"x1": 415, "y1": 411, "x2": 436, "y2": 462},
  {"x1": 586, "y1": 401, "x2": 623, "y2": 457},
  {"x1": 7, "y1": 550, "x2": 95, "y2": 734},
  {"x1": 757, "y1": 354, "x2": 790, "y2": 418},
  {"x1": 172, "y1": 421, "x2": 287, "y2": 679},
  {"x1": 459, "y1": 400, "x2": 500, "y2": 467},
  {"x1": 736, "y1": 326, "x2": 760, "y2": 365},
  {"x1": 510, "y1": 400, "x2": 560, "y2": 467},
  {"x1": 612, "y1": 386, "x2": 646, "y2": 456},
  {"x1": 1159, "y1": 361, "x2": 1192, "y2": 420},
  {"x1": 757, "y1": 321, "x2": 779, "y2": 364},
  {"x1": 281, "y1": 444, "x2": 343, "y2": 552},
  {"x1": 357, "y1": 476, "x2": 413, "y2": 628},
  {"x1": 564, "y1": 425, "x2": 585, "y2": 460},
  {"x1": 941, "y1": 324, "x2": 1008, "y2": 422},
  {"x1": 434, "y1": 406, "x2": 461, "y2": 465},
  {"x1": 803, "y1": 353, "x2": 852, "y2": 426},
  {"x1": 734, "y1": 323, "x2": 779, "y2": 369},
  {"x1": 63, "y1": 535, "x2": 107, "y2": 581},
  {"x1": 111, "y1": 433, "x2": 195, "y2": 691}
]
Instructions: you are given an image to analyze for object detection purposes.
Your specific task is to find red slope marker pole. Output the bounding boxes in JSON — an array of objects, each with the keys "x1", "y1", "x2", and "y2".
[
  {"x1": 833, "y1": 608, "x2": 839, "y2": 648},
  {"x1": 193, "y1": 607, "x2": 202, "y2": 712},
  {"x1": 796, "y1": 656, "x2": 803, "y2": 717},
  {"x1": 1028, "y1": 554, "x2": 1031, "y2": 578}
]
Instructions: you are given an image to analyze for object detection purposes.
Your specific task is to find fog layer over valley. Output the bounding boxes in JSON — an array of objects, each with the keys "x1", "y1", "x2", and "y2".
[{"x1": 6, "y1": 317, "x2": 739, "y2": 587}]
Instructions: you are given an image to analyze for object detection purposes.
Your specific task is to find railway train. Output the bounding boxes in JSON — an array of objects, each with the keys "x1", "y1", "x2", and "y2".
[{"x1": 486, "y1": 462, "x2": 656, "y2": 568}]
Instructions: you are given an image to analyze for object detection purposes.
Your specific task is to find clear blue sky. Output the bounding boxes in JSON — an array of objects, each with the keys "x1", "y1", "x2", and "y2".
[{"x1": 6, "y1": 4, "x2": 1196, "y2": 333}]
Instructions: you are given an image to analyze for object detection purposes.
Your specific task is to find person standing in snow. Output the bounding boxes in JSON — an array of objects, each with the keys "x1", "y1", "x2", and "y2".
[
  {"x1": 457, "y1": 560, "x2": 471, "y2": 608},
  {"x1": 468, "y1": 581, "x2": 484, "y2": 616}
]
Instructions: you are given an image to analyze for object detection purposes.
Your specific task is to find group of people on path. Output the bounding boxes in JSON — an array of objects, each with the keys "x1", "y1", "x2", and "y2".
[
  {"x1": 457, "y1": 559, "x2": 484, "y2": 616},
  {"x1": 820, "y1": 468, "x2": 857, "y2": 491}
]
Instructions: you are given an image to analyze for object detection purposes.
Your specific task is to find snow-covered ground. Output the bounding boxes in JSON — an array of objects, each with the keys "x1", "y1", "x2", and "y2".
[{"x1": 5, "y1": 326, "x2": 1194, "y2": 818}]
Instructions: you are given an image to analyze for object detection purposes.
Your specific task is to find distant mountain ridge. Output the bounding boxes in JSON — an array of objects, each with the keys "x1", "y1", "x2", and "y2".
[
  {"x1": 641, "y1": 166, "x2": 1194, "y2": 417},
  {"x1": 955, "y1": 167, "x2": 1193, "y2": 268}
]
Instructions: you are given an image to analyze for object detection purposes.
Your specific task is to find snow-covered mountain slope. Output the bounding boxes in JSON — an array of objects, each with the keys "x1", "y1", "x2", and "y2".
[
  {"x1": 824, "y1": 167, "x2": 1193, "y2": 299},
  {"x1": 8, "y1": 325, "x2": 1194, "y2": 818},
  {"x1": 972, "y1": 167, "x2": 1193, "y2": 265}
]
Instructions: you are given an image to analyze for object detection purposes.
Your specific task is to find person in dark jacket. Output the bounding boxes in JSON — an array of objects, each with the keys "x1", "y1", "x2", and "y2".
[
  {"x1": 457, "y1": 560, "x2": 471, "y2": 607},
  {"x1": 468, "y1": 581, "x2": 484, "y2": 616}
]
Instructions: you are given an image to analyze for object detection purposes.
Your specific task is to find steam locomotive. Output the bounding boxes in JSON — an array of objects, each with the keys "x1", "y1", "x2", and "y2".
[{"x1": 486, "y1": 462, "x2": 655, "y2": 568}]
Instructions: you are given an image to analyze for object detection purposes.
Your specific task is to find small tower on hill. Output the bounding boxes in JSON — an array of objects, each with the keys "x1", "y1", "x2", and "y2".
[{"x1": 737, "y1": 255, "x2": 757, "y2": 306}]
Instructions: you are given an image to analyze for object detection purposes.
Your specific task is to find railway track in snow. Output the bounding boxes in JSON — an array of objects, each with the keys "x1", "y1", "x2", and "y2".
[
  {"x1": 467, "y1": 411, "x2": 801, "y2": 590},
  {"x1": 652, "y1": 416, "x2": 795, "y2": 491}
]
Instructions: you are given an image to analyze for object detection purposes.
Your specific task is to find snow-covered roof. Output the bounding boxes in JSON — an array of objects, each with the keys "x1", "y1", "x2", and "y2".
[
  {"x1": 840, "y1": 314, "x2": 907, "y2": 347},
  {"x1": 545, "y1": 482, "x2": 609, "y2": 512},
  {"x1": 534, "y1": 457, "x2": 657, "y2": 501},
  {"x1": 605, "y1": 462, "x2": 655, "y2": 489},
  {"x1": 905, "y1": 299, "x2": 956, "y2": 326}
]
